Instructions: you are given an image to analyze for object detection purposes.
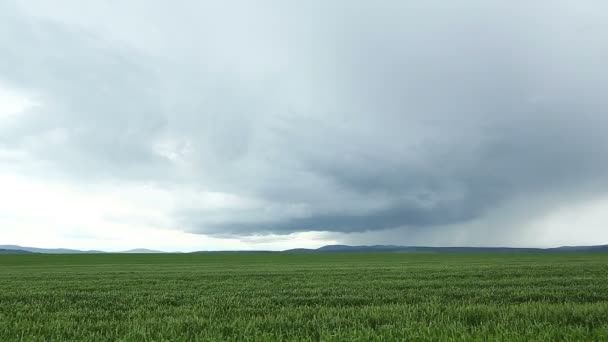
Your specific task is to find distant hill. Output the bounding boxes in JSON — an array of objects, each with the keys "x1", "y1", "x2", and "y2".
[
  {"x1": 0, "y1": 245, "x2": 105, "y2": 254},
  {"x1": 281, "y1": 244, "x2": 608, "y2": 254},
  {"x1": 190, "y1": 244, "x2": 608, "y2": 254},
  {"x1": 547, "y1": 245, "x2": 608, "y2": 252},
  {"x1": 2, "y1": 244, "x2": 607, "y2": 254},
  {"x1": 117, "y1": 249, "x2": 167, "y2": 254},
  {"x1": 0, "y1": 245, "x2": 174, "y2": 254},
  {"x1": 0, "y1": 248, "x2": 36, "y2": 254},
  {"x1": 191, "y1": 250, "x2": 277, "y2": 254}
]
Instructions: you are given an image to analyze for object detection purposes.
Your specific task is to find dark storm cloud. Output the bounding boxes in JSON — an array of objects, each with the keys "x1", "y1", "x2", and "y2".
[
  {"x1": 1, "y1": 1, "x2": 608, "y2": 240},
  {"x1": 184, "y1": 201, "x2": 481, "y2": 235}
]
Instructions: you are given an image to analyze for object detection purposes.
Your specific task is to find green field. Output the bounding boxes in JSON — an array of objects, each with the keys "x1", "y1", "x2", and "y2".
[{"x1": 1, "y1": 253, "x2": 608, "y2": 341}]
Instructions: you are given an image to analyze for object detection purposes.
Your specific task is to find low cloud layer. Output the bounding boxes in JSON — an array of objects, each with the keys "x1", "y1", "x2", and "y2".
[{"x1": 1, "y1": 1, "x2": 608, "y2": 248}]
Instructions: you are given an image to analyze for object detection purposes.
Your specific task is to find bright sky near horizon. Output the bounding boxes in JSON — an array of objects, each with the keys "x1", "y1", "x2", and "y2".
[{"x1": 1, "y1": 1, "x2": 608, "y2": 251}]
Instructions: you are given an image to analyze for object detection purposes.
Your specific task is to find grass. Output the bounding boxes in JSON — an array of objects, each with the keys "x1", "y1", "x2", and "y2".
[{"x1": 1, "y1": 253, "x2": 608, "y2": 341}]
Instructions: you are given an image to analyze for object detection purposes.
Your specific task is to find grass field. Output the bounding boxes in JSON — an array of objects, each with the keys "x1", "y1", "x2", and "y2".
[{"x1": 1, "y1": 253, "x2": 608, "y2": 341}]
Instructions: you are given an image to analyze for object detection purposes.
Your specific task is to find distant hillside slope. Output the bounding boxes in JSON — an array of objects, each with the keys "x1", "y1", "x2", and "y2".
[
  {"x1": 548, "y1": 245, "x2": 608, "y2": 252},
  {"x1": 0, "y1": 248, "x2": 36, "y2": 254},
  {"x1": 282, "y1": 244, "x2": 608, "y2": 254},
  {"x1": 3, "y1": 244, "x2": 607, "y2": 254},
  {"x1": 0, "y1": 245, "x2": 105, "y2": 254},
  {"x1": 118, "y1": 249, "x2": 167, "y2": 254}
]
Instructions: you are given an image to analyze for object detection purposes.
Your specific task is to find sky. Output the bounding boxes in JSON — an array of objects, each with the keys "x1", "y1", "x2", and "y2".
[{"x1": 1, "y1": 1, "x2": 608, "y2": 252}]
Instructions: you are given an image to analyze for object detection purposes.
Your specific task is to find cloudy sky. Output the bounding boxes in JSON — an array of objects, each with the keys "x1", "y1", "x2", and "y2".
[{"x1": 1, "y1": 1, "x2": 607, "y2": 251}]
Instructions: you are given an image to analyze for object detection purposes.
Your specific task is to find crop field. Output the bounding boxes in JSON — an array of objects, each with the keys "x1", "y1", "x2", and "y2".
[{"x1": 1, "y1": 253, "x2": 608, "y2": 341}]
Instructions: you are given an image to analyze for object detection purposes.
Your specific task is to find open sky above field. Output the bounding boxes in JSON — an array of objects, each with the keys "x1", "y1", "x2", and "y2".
[{"x1": 1, "y1": 1, "x2": 608, "y2": 252}]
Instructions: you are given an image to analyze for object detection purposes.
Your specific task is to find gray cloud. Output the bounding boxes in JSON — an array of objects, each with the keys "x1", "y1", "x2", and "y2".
[{"x1": 1, "y1": 1, "x2": 608, "y2": 243}]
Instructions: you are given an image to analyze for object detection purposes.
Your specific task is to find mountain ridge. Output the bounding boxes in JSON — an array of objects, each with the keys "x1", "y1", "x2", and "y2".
[
  {"x1": 1, "y1": 244, "x2": 607, "y2": 254},
  {"x1": 0, "y1": 245, "x2": 105, "y2": 254},
  {"x1": 118, "y1": 249, "x2": 167, "y2": 254},
  {"x1": 283, "y1": 244, "x2": 608, "y2": 253}
]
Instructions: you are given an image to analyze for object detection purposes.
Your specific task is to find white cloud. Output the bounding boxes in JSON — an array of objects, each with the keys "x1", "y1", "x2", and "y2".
[
  {"x1": 0, "y1": 171, "x2": 334, "y2": 251},
  {"x1": 0, "y1": 84, "x2": 35, "y2": 120},
  {"x1": 526, "y1": 196, "x2": 608, "y2": 247}
]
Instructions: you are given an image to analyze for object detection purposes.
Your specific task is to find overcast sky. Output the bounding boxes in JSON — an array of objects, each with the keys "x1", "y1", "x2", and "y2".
[{"x1": 1, "y1": 1, "x2": 607, "y2": 251}]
